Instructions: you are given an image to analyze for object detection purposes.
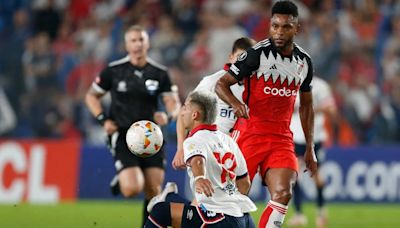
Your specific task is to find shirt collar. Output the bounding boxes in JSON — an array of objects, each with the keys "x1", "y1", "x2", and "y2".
[{"x1": 188, "y1": 124, "x2": 218, "y2": 137}]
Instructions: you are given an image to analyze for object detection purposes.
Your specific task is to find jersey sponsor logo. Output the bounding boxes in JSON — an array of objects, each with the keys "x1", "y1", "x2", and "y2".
[
  {"x1": 263, "y1": 86, "x2": 297, "y2": 97},
  {"x1": 230, "y1": 64, "x2": 240, "y2": 75},
  {"x1": 117, "y1": 81, "x2": 127, "y2": 92}
]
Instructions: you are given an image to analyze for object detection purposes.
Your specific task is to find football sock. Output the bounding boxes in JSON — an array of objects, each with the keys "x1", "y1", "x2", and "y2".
[
  {"x1": 144, "y1": 202, "x2": 171, "y2": 228},
  {"x1": 165, "y1": 193, "x2": 191, "y2": 205},
  {"x1": 317, "y1": 185, "x2": 324, "y2": 208},
  {"x1": 293, "y1": 181, "x2": 302, "y2": 213},
  {"x1": 258, "y1": 200, "x2": 288, "y2": 228},
  {"x1": 142, "y1": 199, "x2": 150, "y2": 227}
]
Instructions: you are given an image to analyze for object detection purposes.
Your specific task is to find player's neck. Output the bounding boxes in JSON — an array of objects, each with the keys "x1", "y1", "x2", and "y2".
[
  {"x1": 277, "y1": 44, "x2": 294, "y2": 57},
  {"x1": 130, "y1": 56, "x2": 147, "y2": 67}
]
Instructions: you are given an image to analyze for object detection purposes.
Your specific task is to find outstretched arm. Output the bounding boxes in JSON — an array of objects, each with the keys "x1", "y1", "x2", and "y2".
[
  {"x1": 172, "y1": 108, "x2": 187, "y2": 169},
  {"x1": 215, "y1": 74, "x2": 248, "y2": 119},
  {"x1": 299, "y1": 91, "x2": 317, "y2": 176}
]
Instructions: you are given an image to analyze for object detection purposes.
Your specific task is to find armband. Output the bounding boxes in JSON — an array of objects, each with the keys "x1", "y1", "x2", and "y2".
[{"x1": 96, "y1": 112, "x2": 108, "y2": 126}]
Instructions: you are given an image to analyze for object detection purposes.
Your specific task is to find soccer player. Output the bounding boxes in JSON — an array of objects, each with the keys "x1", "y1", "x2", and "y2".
[
  {"x1": 172, "y1": 37, "x2": 256, "y2": 170},
  {"x1": 85, "y1": 25, "x2": 180, "y2": 225},
  {"x1": 288, "y1": 76, "x2": 337, "y2": 228},
  {"x1": 145, "y1": 90, "x2": 257, "y2": 228},
  {"x1": 215, "y1": 1, "x2": 317, "y2": 227}
]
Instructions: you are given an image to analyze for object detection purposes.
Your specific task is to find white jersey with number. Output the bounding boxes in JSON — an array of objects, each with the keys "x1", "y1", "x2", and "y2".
[
  {"x1": 195, "y1": 69, "x2": 244, "y2": 134},
  {"x1": 290, "y1": 77, "x2": 335, "y2": 143},
  {"x1": 183, "y1": 125, "x2": 257, "y2": 217}
]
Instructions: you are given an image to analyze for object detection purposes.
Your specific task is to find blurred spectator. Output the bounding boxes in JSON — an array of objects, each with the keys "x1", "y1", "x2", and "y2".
[
  {"x1": 0, "y1": 86, "x2": 17, "y2": 136},
  {"x1": 33, "y1": 0, "x2": 62, "y2": 40}
]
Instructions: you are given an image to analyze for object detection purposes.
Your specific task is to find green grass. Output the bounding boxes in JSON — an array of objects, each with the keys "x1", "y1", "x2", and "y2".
[{"x1": 0, "y1": 200, "x2": 399, "y2": 228}]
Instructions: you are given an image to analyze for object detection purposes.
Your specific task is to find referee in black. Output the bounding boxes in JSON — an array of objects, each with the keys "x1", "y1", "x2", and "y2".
[{"x1": 85, "y1": 25, "x2": 180, "y2": 225}]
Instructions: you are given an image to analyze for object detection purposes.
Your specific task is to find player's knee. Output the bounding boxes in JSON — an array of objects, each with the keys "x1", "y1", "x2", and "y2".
[
  {"x1": 271, "y1": 188, "x2": 292, "y2": 204},
  {"x1": 144, "y1": 185, "x2": 161, "y2": 198},
  {"x1": 120, "y1": 184, "x2": 142, "y2": 197},
  {"x1": 145, "y1": 202, "x2": 171, "y2": 227}
]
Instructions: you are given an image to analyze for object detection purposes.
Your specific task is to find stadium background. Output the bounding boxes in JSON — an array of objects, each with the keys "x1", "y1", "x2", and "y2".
[{"x1": 0, "y1": 0, "x2": 399, "y2": 227}]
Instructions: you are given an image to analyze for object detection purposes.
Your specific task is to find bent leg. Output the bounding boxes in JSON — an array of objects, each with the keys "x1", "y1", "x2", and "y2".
[
  {"x1": 259, "y1": 168, "x2": 297, "y2": 228},
  {"x1": 118, "y1": 167, "x2": 144, "y2": 197}
]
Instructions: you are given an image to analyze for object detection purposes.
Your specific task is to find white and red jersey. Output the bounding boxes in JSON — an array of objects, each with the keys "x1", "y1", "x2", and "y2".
[
  {"x1": 195, "y1": 64, "x2": 244, "y2": 135},
  {"x1": 183, "y1": 124, "x2": 257, "y2": 217},
  {"x1": 228, "y1": 38, "x2": 313, "y2": 141},
  {"x1": 291, "y1": 77, "x2": 335, "y2": 144}
]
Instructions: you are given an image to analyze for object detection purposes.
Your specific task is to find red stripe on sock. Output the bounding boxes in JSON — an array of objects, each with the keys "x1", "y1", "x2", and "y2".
[{"x1": 258, "y1": 206, "x2": 273, "y2": 228}]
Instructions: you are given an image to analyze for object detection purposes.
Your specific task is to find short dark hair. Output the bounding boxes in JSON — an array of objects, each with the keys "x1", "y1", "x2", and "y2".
[
  {"x1": 271, "y1": 0, "x2": 298, "y2": 18},
  {"x1": 231, "y1": 37, "x2": 255, "y2": 54}
]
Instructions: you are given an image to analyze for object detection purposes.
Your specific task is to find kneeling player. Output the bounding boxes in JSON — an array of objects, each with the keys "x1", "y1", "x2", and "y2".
[{"x1": 145, "y1": 91, "x2": 256, "y2": 227}]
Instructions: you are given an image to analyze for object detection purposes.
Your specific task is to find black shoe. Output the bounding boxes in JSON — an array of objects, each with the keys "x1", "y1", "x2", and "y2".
[{"x1": 110, "y1": 175, "x2": 120, "y2": 196}]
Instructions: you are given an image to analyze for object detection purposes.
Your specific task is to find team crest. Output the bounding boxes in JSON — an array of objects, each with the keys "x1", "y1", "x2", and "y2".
[
  {"x1": 237, "y1": 51, "x2": 247, "y2": 61},
  {"x1": 117, "y1": 81, "x2": 127, "y2": 92}
]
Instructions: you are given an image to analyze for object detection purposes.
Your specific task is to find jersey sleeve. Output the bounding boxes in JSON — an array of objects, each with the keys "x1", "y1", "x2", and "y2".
[
  {"x1": 159, "y1": 70, "x2": 173, "y2": 94},
  {"x1": 314, "y1": 79, "x2": 335, "y2": 109},
  {"x1": 92, "y1": 67, "x2": 113, "y2": 93},
  {"x1": 227, "y1": 47, "x2": 261, "y2": 81},
  {"x1": 183, "y1": 138, "x2": 207, "y2": 164},
  {"x1": 194, "y1": 75, "x2": 217, "y2": 92},
  {"x1": 300, "y1": 57, "x2": 313, "y2": 92}
]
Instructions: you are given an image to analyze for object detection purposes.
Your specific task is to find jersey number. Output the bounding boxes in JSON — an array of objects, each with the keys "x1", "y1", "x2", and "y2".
[{"x1": 212, "y1": 152, "x2": 237, "y2": 184}]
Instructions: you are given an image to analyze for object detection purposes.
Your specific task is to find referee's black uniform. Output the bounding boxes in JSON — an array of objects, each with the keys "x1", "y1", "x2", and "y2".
[{"x1": 92, "y1": 56, "x2": 173, "y2": 171}]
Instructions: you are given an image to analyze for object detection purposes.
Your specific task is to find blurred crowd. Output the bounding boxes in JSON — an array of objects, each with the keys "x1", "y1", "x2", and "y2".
[{"x1": 0, "y1": 0, "x2": 399, "y2": 145}]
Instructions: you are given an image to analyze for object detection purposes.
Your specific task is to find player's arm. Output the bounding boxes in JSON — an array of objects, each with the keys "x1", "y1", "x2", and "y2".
[
  {"x1": 189, "y1": 156, "x2": 214, "y2": 197},
  {"x1": 216, "y1": 74, "x2": 248, "y2": 119},
  {"x1": 161, "y1": 85, "x2": 181, "y2": 117},
  {"x1": 215, "y1": 46, "x2": 260, "y2": 119},
  {"x1": 172, "y1": 109, "x2": 187, "y2": 170},
  {"x1": 85, "y1": 69, "x2": 118, "y2": 135},
  {"x1": 299, "y1": 59, "x2": 317, "y2": 176},
  {"x1": 236, "y1": 175, "x2": 251, "y2": 195}
]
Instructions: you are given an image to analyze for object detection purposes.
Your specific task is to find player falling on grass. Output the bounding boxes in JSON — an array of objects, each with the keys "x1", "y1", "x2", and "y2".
[
  {"x1": 172, "y1": 37, "x2": 256, "y2": 169},
  {"x1": 145, "y1": 91, "x2": 256, "y2": 228},
  {"x1": 215, "y1": 1, "x2": 317, "y2": 227}
]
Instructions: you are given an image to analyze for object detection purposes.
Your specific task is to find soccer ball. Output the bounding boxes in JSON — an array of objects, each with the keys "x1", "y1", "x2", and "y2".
[{"x1": 126, "y1": 120, "x2": 163, "y2": 157}]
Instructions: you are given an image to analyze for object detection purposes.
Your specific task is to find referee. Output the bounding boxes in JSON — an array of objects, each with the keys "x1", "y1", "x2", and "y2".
[{"x1": 85, "y1": 25, "x2": 180, "y2": 225}]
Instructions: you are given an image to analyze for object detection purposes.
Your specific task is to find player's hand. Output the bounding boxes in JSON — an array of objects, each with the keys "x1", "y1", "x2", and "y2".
[
  {"x1": 172, "y1": 148, "x2": 186, "y2": 170},
  {"x1": 232, "y1": 102, "x2": 249, "y2": 119},
  {"x1": 104, "y1": 120, "x2": 118, "y2": 135},
  {"x1": 304, "y1": 145, "x2": 318, "y2": 177},
  {"x1": 154, "y1": 111, "x2": 168, "y2": 126},
  {"x1": 194, "y1": 177, "x2": 214, "y2": 197}
]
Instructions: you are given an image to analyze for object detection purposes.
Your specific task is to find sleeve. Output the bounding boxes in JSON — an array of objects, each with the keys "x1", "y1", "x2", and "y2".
[
  {"x1": 230, "y1": 139, "x2": 248, "y2": 177},
  {"x1": 314, "y1": 79, "x2": 335, "y2": 109},
  {"x1": 183, "y1": 138, "x2": 207, "y2": 164},
  {"x1": 92, "y1": 67, "x2": 113, "y2": 94},
  {"x1": 194, "y1": 75, "x2": 217, "y2": 92},
  {"x1": 159, "y1": 70, "x2": 173, "y2": 94},
  {"x1": 227, "y1": 47, "x2": 261, "y2": 81},
  {"x1": 300, "y1": 57, "x2": 314, "y2": 92}
]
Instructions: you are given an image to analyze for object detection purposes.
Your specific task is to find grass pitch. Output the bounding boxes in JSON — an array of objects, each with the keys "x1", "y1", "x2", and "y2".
[{"x1": 1, "y1": 200, "x2": 399, "y2": 228}]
